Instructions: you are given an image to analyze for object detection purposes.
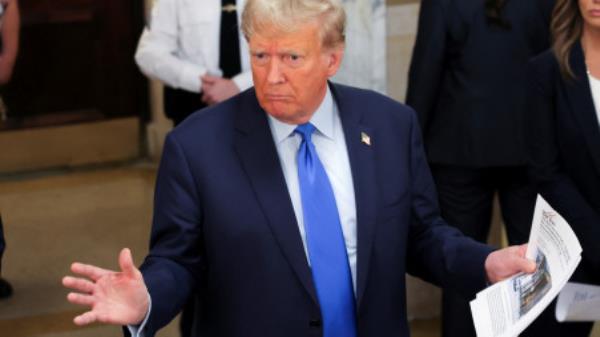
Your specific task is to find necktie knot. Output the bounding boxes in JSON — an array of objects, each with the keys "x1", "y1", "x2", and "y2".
[{"x1": 294, "y1": 123, "x2": 316, "y2": 143}]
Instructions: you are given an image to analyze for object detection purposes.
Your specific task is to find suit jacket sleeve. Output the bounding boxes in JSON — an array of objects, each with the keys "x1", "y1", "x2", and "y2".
[
  {"x1": 405, "y1": 0, "x2": 447, "y2": 133},
  {"x1": 404, "y1": 109, "x2": 494, "y2": 298},
  {"x1": 137, "y1": 133, "x2": 206, "y2": 337},
  {"x1": 527, "y1": 58, "x2": 600, "y2": 275}
]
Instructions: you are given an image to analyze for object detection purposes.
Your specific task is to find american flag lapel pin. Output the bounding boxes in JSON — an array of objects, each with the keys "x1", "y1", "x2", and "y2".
[{"x1": 361, "y1": 131, "x2": 371, "y2": 146}]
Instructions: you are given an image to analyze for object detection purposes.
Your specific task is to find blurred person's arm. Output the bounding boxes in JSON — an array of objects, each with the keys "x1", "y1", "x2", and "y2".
[
  {"x1": 0, "y1": 0, "x2": 19, "y2": 85},
  {"x1": 231, "y1": 70, "x2": 253, "y2": 92}
]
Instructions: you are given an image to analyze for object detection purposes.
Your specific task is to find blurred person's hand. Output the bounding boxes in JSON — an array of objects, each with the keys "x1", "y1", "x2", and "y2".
[
  {"x1": 63, "y1": 248, "x2": 149, "y2": 326},
  {"x1": 485, "y1": 244, "x2": 536, "y2": 284},
  {"x1": 201, "y1": 74, "x2": 240, "y2": 105}
]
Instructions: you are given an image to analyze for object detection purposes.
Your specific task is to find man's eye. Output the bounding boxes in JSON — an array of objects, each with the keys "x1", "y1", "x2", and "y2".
[
  {"x1": 252, "y1": 53, "x2": 269, "y2": 64},
  {"x1": 284, "y1": 54, "x2": 302, "y2": 66}
]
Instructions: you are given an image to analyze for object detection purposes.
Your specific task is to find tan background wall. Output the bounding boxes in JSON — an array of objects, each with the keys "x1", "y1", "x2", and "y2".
[{"x1": 143, "y1": 0, "x2": 173, "y2": 161}]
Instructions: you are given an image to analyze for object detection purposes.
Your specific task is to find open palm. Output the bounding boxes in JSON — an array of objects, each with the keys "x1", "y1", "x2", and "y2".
[{"x1": 63, "y1": 248, "x2": 149, "y2": 326}]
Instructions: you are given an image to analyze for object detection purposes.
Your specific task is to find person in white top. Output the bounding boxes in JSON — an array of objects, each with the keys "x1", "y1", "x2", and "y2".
[{"x1": 135, "y1": 0, "x2": 253, "y2": 125}]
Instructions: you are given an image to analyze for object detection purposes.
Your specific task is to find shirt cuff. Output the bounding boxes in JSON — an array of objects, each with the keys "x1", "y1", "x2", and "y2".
[
  {"x1": 231, "y1": 71, "x2": 254, "y2": 92},
  {"x1": 178, "y1": 63, "x2": 205, "y2": 93},
  {"x1": 127, "y1": 294, "x2": 152, "y2": 337}
]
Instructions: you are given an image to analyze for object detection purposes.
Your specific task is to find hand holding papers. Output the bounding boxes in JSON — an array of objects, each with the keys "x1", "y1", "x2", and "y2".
[{"x1": 470, "y1": 195, "x2": 582, "y2": 337}]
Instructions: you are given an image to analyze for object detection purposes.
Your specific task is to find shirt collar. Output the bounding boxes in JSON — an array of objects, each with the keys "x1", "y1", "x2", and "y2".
[{"x1": 267, "y1": 86, "x2": 335, "y2": 143}]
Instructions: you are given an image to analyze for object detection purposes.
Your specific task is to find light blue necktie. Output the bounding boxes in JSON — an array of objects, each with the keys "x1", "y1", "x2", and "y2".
[{"x1": 295, "y1": 123, "x2": 357, "y2": 337}]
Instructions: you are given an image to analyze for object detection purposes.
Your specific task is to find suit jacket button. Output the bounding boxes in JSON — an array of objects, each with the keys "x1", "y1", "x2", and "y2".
[{"x1": 309, "y1": 319, "x2": 322, "y2": 327}]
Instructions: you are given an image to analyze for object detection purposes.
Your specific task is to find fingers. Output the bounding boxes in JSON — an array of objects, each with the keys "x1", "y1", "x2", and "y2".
[
  {"x1": 63, "y1": 276, "x2": 95, "y2": 293},
  {"x1": 202, "y1": 93, "x2": 216, "y2": 105},
  {"x1": 70, "y1": 262, "x2": 111, "y2": 282},
  {"x1": 517, "y1": 243, "x2": 528, "y2": 257},
  {"x1": 73, "y1": 311, "x2": 98, "y2": 326},
  {"x1": 516, "y1": 256, "x2": 537, "y2": 274},
  {"x1": 67, "y1": 292, "x2": 95, "y2": 307},
  {"x1": 509, "y1": 244, "x2": 536, "y2": 273},
  {"x1": 201, "y1": 74, "x2": 218, "y2": 84},
  {"x1": 119, "y1": 248, "x2": 138, "y2": 277},
  {"x1": 201, "y1": 81, "x2": 217, "y2": 105}
]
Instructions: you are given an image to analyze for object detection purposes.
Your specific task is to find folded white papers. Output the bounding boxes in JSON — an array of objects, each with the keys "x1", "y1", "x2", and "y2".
[{"x1": 470, "y1": 195, "x2": 582, "y2": 337}]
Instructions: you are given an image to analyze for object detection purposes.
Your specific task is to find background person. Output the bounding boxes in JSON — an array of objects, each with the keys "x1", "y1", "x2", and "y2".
[
  {"x1": 528, "y1": 0, "x2": 600, "y2": 335},
  {"x1": 406, "y1": 1, "x2": 555, "y2": 336},
  {"x1": 135, "y1": 0, "x2": 253, "y2": 126}
]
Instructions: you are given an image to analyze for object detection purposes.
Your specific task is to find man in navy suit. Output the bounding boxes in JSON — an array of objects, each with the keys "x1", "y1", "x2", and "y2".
[{"x1": 63, "y1": 0, "x2": 535, "y2": 336}]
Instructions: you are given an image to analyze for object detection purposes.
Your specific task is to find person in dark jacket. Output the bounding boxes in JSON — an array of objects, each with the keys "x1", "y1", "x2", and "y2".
[
  {"x1": 406, "y1": 1, "x2": 556, "y2": 336},
  {"x1": 527, "y1": 0, "x2": 600, "y2": 335}
]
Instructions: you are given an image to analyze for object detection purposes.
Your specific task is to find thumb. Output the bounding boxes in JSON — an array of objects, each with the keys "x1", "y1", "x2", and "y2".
[
  {"x1": 119, "y1": 248, "x2": 138, "y2": 277},
  {"x1": 515, "y1": 244, "x2": 536, "y2": 273},
  {"x1": 512, "y1": 253, "x2": 536, "y2": 274},
  {"x1": 517, "y1": 243, "x2": 529, "y2": 257}
]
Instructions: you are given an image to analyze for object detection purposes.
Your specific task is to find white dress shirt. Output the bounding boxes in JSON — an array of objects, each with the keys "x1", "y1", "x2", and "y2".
[
  {"x1": 130, "y1": 87, "x2": 357, "y2": 337},
  {"x1": 589, "y1": 72, "x2": 600, "y2": 126},
  {"x1": 267, "y1": 87, "x2": 358, "y2": 292},
  {"x1": 134, "y1": 0, "x2": 253, "y2": 93}
]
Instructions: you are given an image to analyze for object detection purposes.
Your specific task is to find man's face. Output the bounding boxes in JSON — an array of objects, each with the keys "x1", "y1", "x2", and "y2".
[
  {"x1": 579, "y1": 0, "x2": 600, "y2": 30},
  {"x1": 248, "y1": 22, "x2": 343, "y2": 124}
]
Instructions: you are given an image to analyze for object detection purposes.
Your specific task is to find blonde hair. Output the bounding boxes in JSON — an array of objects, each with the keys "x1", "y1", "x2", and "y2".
[
  {"x1": 550, "y1": 0, "x2": 583, "y2": 80},
  {"x1": 241, "y1": 0, "x2": 346, "y2": 49}
]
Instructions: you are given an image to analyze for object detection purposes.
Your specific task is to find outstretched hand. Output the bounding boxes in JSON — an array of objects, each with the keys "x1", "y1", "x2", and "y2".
[
  {"x1": 63, "y1": 248, "x2": 149, "y2": 326},
  {"x1": 485, "y1": 244, "x2": 537, "y2": 284}
]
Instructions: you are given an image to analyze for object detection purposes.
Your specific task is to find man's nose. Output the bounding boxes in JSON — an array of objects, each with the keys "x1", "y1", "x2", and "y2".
[{"x1": 266, "y1": 59, "x2": 285, "y2": 84}]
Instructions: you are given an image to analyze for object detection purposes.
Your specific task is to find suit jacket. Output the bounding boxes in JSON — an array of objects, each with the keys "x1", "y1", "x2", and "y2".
[
  {"x1": 406, "y1": 0, "x2": 555, "y2": 167},
  {"x1": 138, "y1": 83, "x2": 493, "y2": 337},
  {"x1": 528, "y1": 43, "x2": 600, "y2": 282}
]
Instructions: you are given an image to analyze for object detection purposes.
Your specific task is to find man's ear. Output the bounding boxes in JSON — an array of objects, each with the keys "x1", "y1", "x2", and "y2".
[{"x1": 326, "y1": 46, "x2": 344, "y2": 77}]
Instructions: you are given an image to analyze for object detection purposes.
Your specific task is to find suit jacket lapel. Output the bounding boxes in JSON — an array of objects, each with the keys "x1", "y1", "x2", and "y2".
[
  {"x1": 567, "y1": 43, "x2": 600, "y2": 176},
  {"x1": 330, "y1": 83, "x2": 378, "y2": 310},
  {"x1": 233, "y1": 90, "x2": 318, "y2": 305}
]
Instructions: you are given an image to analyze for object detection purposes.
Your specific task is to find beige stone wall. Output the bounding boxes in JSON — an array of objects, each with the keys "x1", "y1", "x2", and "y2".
[{"x1": 386, "y1": 1, "x2": 420, "y2": 102}]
